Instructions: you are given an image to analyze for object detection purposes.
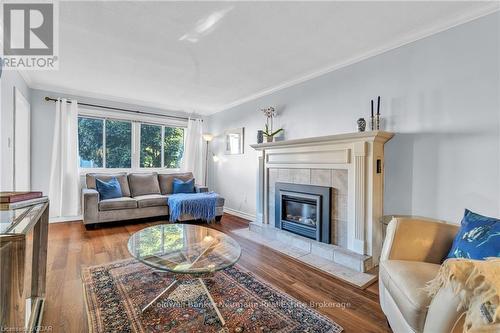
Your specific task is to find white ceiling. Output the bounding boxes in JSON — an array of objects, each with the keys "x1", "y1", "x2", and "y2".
[{"x1": 24, "y1": 1, "x2": 499, "y2": 115}]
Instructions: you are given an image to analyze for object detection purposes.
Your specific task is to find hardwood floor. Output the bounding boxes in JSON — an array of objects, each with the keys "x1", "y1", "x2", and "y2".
[{"x1": 42, "y1": 214, "x2": 391, "y2": 333}]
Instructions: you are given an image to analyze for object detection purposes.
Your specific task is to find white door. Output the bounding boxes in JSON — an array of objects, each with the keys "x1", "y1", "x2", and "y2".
[{"x1": 14, "y1": 88, "x2": 31, "y2": 191}]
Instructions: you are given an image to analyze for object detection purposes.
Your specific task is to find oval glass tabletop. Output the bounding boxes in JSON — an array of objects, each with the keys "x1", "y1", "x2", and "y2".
[{"x1": 127, "y1": 224, "x2": 241, "y2": 274}]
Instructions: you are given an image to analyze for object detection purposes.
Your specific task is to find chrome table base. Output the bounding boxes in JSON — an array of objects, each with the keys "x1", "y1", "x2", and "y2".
[{"x1": 141, "y1": 277, "x2": 225, "y2": 326}]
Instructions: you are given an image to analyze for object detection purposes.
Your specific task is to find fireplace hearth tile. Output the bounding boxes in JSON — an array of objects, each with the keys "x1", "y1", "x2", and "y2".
[
  {"x1": 310, "y1": 242, "x2": 334, "y2": 260},
  {"x1": 233, "y1": 226, "x2": 377, "y2": 288},
  {"x1": 282, "y1": 233, "x2": 312, "y2": 252},
  {"x1": 281, "y1": 246, "x2": 310, "y2": 258},
  {"x1": 299, "y1": 253, "x2": 335, "y2": 268},
  {"x1": 246, "y1": 221, "x2": 372, "y2": 273},
  {"x1": 334, "y1": 251, "x2": 362, "y2": 271}
]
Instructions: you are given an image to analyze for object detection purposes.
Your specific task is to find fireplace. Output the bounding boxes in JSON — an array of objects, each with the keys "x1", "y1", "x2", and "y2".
[{"x1": 275, "y1": 182, "x2": 331, "y2": 243}]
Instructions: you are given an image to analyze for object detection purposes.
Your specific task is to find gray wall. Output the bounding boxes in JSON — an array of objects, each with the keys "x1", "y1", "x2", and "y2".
[
  {"x1": 1, "y1": 70, "x2": 31, "y2": 190},
  {"x1": 30, "y1": 88, "x2": 193, "y2": 196},
  {"x1": 206, "y1": 12, "x2": 500, "y2": 223}
]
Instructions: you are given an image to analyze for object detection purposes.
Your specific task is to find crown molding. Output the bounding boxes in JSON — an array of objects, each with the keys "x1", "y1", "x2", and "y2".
[{"x1": 208, "y1": 3, "x2": 500, "y2": 115}]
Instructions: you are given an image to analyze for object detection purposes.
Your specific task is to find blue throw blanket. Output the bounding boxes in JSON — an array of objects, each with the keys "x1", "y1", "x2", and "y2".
[{"x1": 168, "y1": 192, "x2": 219, "y2": 222}]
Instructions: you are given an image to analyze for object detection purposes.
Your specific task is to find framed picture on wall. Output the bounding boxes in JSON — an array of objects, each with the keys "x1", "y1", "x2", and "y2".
[{"x1": 224, "y1": 127, "x2": 244, "y2": 155}]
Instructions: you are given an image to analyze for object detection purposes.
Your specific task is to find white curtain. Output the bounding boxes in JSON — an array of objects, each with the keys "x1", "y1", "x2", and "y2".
[
  {"x1": 181, "y1": 118, "x2": 203, "y2": 184},
  {"x1": 48, "y1": 99, "x2": 80, "y2": 218}
]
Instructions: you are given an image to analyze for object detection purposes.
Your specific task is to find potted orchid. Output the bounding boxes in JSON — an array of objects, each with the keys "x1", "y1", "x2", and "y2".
[{"x1": 261, "y1": 107, "x2": 283, "y2": 142}]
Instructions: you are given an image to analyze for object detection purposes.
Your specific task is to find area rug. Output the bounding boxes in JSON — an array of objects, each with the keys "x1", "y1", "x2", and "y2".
[{"x1": 82, "y1": 259, "x2": 343, "y2": 333}]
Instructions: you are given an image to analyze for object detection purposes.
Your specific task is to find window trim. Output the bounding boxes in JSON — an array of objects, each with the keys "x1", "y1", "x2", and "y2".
[{"x1": 78, "y1": 109, "x2": 186, "y2": 174}]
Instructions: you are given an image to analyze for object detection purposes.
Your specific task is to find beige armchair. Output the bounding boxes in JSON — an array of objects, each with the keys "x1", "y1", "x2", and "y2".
[{"x1": 379, "y1": 216, "x2": 466, "y2": 333}]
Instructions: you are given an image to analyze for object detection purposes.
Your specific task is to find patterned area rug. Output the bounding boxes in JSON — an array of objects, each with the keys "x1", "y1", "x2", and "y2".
[{"x1": 82, "y1": 259, "x2": 343, "y2": 332}]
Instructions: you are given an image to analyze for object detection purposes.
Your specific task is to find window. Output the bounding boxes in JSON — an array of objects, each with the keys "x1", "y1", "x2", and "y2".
[
  {"x1": 163, "y1": 126, "x2": 184, "y2": 168},
  {"x1": 77, "y1": 115, "x2": 185, "y2": 170},
  {"x1": 140, "y1": 124, "x2": 162, "y2": 168},
  {"x1": 106, "y1": 120, "x2": 132, "y2": 168},
  {"x1": 140, "y1": 124, "x2": 184, "y2": 169},
  {"x1": 78, "y1": 117, "x2": 103, "y2": 168},
  {"x1": 78, "y1": 117, "x2": 132, "y2": 168}
]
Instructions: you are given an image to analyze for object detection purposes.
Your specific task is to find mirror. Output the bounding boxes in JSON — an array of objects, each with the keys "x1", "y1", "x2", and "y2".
[{"x1": 224, "y1": 128, "x2": 244, "y2": 155}]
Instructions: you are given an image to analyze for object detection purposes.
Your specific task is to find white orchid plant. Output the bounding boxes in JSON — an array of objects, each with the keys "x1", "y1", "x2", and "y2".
[{"x1": 261, "y1": 107, "x2": 283, "y2": 139}]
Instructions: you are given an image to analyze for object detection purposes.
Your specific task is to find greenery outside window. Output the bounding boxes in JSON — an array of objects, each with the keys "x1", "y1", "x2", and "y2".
[
  {"x1": 78, "y1": 117, "x2": 132, "y2": 168},
  {"x1": 106, "y1": 120, "x2": 132, "y2": 168},
  {"x1": 78, "y1": 117, "x2": 104, "y2": 168},
  {"x1": 140, "y1": 123, "x2": 184, "y2": 169},
  {"x1": 163, "y1": 126, "x2": 184, "y2": 168},
  {"x1": 78, "y1": 115, "x2": 184, "y2": 170}
]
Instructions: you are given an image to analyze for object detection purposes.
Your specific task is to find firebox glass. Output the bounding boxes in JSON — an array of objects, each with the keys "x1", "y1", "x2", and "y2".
[{"x1": 282, "y1": 196, "x2": 317, "y2": 227}]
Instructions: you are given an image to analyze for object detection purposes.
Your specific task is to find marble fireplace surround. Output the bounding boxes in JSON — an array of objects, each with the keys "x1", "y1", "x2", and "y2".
[{"x1": 251, "y1": 131, "x2": 394, "y2": 268}]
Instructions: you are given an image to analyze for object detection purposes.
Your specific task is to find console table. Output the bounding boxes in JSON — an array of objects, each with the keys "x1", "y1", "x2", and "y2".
[{"x1": 0, "y1": 197, "x2": 49, "y2": 332}]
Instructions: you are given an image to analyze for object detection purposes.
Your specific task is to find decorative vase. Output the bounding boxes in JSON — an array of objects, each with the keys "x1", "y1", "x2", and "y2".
[
  {"x1": 357, "y1": 118, "x2": 366, "y2": 132},
  {"x1": 266, "y1": 136, "x2": 273, "y2": 143},
  {"x1": 257, "y1": 130, "x2": 264, "y2": 144}
]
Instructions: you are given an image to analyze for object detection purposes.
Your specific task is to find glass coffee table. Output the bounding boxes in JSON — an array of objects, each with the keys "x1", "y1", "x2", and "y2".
[{"x1": 127, "y1": 224, "x2": 241, "y2": 325}]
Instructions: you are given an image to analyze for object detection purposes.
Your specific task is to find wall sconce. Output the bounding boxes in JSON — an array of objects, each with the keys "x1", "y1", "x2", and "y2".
[{"x1": 212, "y1": 154, "x2": 219, "y2": 162}]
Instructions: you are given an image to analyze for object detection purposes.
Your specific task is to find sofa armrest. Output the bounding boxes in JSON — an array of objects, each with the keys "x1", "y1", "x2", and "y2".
[
  {"x1": 380, "y1": 216, "x2": 459, "y2": 264},
  {"x1": 195, "y1": 185, "x2": 209, "y2": 193},
  {"x1": 82, "y1": 188, "x2": 99, "y2": 224}
]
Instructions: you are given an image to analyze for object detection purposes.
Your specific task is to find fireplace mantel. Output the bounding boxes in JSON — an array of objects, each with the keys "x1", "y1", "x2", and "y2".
[
  {"x1": 252, "y1": 131, "x2": 394, "y2": 266},
  {"x1": 250, "y1": 131, "x2": 394, "y2": 150}
]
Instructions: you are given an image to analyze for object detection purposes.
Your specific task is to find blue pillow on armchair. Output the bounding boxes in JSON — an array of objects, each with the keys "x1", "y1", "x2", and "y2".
[
  {"x1": 172, "y1": 178, "x2": 195, "y2": 194},
  {"x1": 95, "y1": 177, "x2": 122, "y2": 200},
  {"x1": 446, "y1": 209, "x2": 500, "y2": 260}
]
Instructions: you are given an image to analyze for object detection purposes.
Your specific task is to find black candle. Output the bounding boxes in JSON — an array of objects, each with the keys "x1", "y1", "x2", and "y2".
[
  {"x1": 377, "y1": 96, "x2": 380, "y2": 115},
  {"x1": 371, "y1": 100, "x2": 374, "y2": 117}
]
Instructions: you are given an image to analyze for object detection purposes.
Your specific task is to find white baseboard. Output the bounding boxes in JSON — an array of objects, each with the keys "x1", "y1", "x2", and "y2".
[
  {"x1": 223, "y1": 207, "x2": 256, "y2": 222},
  {"x1": 49, "y1": 215, "x2": 82, "y2": 223}
]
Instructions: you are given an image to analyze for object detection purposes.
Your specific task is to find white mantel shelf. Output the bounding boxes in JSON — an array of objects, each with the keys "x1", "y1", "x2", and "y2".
[
  {"x1": 251, "y1": 130, "x2": 395, "y2": 267},
  {"x1": 250, "y1": 131, "x2": 394, "y2": 150}
]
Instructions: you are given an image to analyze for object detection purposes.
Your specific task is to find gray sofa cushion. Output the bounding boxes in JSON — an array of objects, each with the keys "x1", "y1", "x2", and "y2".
[
  {"x1": 134, "y1": 194, "x2": 169, "y2": 208},
  {"x1": 158, "y1": 172, "x2": 194, "y2": 194},
  {"x1": 86, "y1": 172, "x2": 131, "y2": 197},
  {"x1": 99, "y1": 197, "x2": 137, "y2": 211},
  {"x1": 129, "y1": 173, "x2": 161, "y2": 197}
]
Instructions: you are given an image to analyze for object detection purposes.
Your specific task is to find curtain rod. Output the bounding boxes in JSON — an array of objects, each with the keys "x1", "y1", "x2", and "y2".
[{"x1": 44, "y1": 96, "x2": 202, "y2": 122}]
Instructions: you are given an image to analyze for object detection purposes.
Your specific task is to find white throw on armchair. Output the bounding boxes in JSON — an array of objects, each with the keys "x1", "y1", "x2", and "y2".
[{"x1": 379, "y1": 216, "x2": 467, "y2": 333}]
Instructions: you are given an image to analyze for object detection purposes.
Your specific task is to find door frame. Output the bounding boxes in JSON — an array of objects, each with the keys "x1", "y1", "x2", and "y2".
[{"x1": 13, "y1": 87, "x2": 31, "y2": 191}]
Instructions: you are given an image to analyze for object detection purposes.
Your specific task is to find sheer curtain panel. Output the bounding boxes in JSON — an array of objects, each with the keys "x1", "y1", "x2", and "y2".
[
  {"x1": 48, "y1": 99, "x2": 80, "y2": 218},
  {"x1": 181, "y1": 118, "x2": 203, "y2": 184}
]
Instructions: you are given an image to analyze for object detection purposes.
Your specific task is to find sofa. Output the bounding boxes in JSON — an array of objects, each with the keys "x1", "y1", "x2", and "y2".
[
  {"x1": 82, "y1": 172, "x2": 224, "y2": 225},
  {"x1": 379, "y1": 216, "x2": 464, "y2": 333}
]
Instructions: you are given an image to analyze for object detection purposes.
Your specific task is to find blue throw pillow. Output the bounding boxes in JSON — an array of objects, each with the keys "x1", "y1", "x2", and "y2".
[
  {"x1": 95, "y1": 177, "x2": 122, "y2": 200},
  {"x1": 446, "y1": 209, "x2": 500, "y2": 260},
  {"x1": 172, "y1": 178, "x2": 195, "y2": 194}
]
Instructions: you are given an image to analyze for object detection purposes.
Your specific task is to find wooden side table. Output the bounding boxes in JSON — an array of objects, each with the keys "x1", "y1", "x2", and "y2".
[{"x1": 0, "y1": 197, "x2": 49, "y2": 332}]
